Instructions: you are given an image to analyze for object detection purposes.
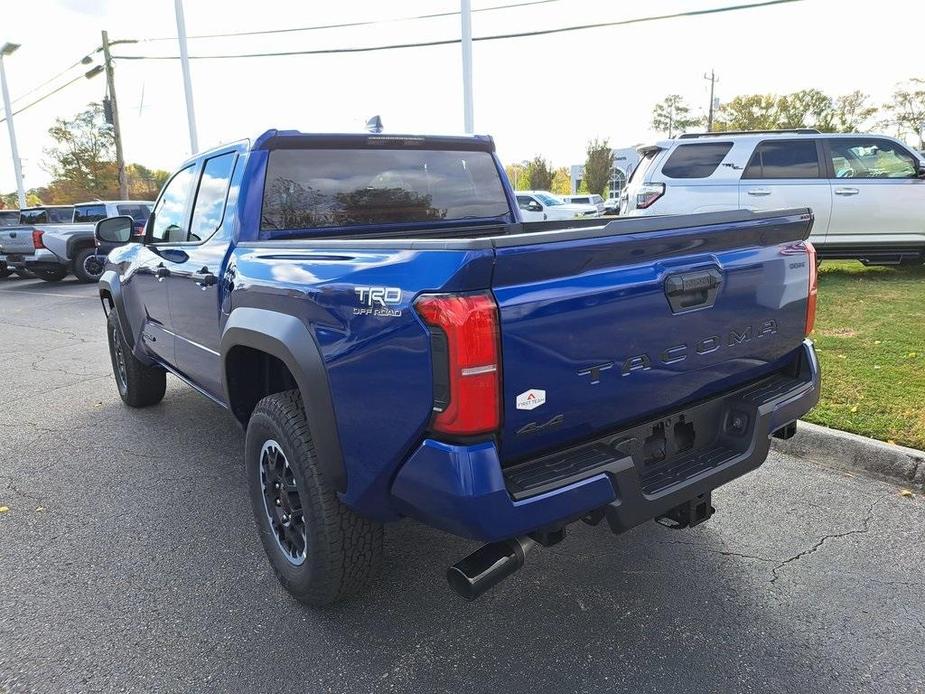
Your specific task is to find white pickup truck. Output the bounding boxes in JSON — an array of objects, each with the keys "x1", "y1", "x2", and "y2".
[{"x1": 0, "y1": 201, "x2": 152, "y2": 282}]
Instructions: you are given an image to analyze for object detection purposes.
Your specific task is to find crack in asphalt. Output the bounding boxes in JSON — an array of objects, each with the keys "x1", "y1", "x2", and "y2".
[
  {"x1": 654, "y1": 537, "x2": 777, "y2": 563},
  {"x1": 0, "y1": 374, "x2": 111, "y2": 410},
  {"x1": 769, "y1": 497, "x2": 883, "y2": 584}
]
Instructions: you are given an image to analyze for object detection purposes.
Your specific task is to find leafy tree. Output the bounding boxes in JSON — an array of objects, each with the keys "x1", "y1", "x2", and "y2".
[
  {"x1": 881, "y1": 78, "x2": 925, "y2": 148},
  {"x1": 126, "y1": 163, "x2": 170, "y2": 200},
  {"x1": 583, "y1": 138, "x2": 613, "y2": 197},
  {"x1": 713, "y1": 94, "x2": 780, "y2": 131},
  {"x1": 651, "y1": 95, "x2": 701, "y2": 137},
  {"x1": 43, "y1": 103, "x2": 118, "y2": 200},
  {"x1": 830, "y1": 91, "x2": 878, "y2": 133},
  {"x1": 777, "y1": 89, "x2": 833, "y2": 129},
  {"x1": 526, "y1": 156, "x2": 555, "y2": 191},
  {"x1": 550, "y1": 167, "x2": 571, "y2": 195}
]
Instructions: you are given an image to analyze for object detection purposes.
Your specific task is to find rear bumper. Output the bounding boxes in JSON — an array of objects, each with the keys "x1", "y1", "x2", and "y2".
[
  {"x1": 23, "y1": 248, "x2": 66, "y2": 269},
  {"x1": 390, "y1": 340, "x2": 820, "y2": 543}
]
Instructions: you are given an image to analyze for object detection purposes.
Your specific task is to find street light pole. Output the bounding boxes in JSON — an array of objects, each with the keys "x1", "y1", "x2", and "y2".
[
  {"x1": 174, "y1": 0, "x2": 199, "y2": 154},
  {"x1": 0, "y1": 42, "x2": 25, "y2": 209},
  {"x1": 101, "y1": 31, "x2": 128, "y2": 199},
  {"x1": 704, "y1": 69, "x2": 718, "y2": 132},
  {"x1": 460, "y1": 0, "x2": 474, "y2": 134}
]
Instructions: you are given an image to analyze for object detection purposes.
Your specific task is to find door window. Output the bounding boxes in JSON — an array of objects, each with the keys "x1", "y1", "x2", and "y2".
[
  {"x1": 73, "y1": 205, "x2": 107, "y2": 223},
  {"x1": 828, "y1": 138, "x2": 917, "y2": 179},
  {"x1": 150, "y1": 166, "x2": 196, "y2": 243},
  {"x1": 189, "y1": 153, "x2": 237, "y2": 242},
  {"x1": 742, "y1": 140, "x2": 820, "y2": 179},
  {"x1": 116, "y1": 204, "x2": 152, "y2": 223}
]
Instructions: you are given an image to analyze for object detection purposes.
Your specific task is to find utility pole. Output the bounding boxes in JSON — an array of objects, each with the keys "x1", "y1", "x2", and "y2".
[
  {"x1": 174, "y1": 0, "x2": 199, "y2": 154},
  {"x1": 460, "y1": 0, "x2": 474, "y2": 134},
  {"x1": 0, "y1": 43, "x2": 25, "y2": 209},
  {"x1": 704, "y1": 69, "x2": 718, "y2": 132},
  {"x1": 101, "y1": 31, "x2": 128, "y2": 199}
]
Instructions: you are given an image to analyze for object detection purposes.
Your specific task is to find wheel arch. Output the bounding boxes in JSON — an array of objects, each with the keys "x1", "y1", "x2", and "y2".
[
  {"x1": 99, "y1": 269, "x2": 134, "y2": 350},
  {"x1": 221, "y1": 307, "x2": 346, "y2": 492}
]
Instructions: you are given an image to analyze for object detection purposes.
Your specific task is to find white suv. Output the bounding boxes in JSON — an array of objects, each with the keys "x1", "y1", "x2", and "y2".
[
  {"x1": 561, "y1": 194, "x2": 605, "y2": 214},
  {"x1": 620, "y1": 129, "x2": 925, "y2": 265},
  {"x1": 515, "y1": 191, "x2": 599, "y2": 221}
]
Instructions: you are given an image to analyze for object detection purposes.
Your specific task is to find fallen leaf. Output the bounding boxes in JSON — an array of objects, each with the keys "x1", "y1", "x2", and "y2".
[
  {"x1": 899, "y1": 489, "x2": 914, "y2": 498},
  {"x1": 874, "y1": 340, "x2": 882, "y2": 345},
  {"x1": 35, "y1": 506, "x2": 45, "y2": 512},
  {"x1": 850, "y1": 406, "x2": 858, "y2": 413},
  {"x1": 873, "y1": 365, "x2": 881, "y2": 370},
  {"x1": 0, "y1": 506, "x2": 9, "y2": 513}
]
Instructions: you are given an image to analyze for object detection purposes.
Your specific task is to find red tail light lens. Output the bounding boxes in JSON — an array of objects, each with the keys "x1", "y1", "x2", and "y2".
[
  {"x1": 636, "y1": 182, "x2": 665, "y2": 209},
  {"x1": 805, "y1": 241, "x2": 818, "y2": 335},
  {"x1": 32, "y1": 229, "x2": 45, "y2": 249},
  {"x1": 415, "y1": 292, "x2": 501, "y2": 436}
]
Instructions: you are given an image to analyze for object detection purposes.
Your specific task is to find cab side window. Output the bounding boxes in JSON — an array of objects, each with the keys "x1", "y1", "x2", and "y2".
[
  {"x1": 828, "y1": 138, "x2": 917, "y2": 179},
  {"x1": 516, "y1": 195, "x2": 537, "y2": 211},
  {"x1": 188, "y1": 153, "x2": 237, "y2": 242},
  {"x1": 150, "y1": 165, "x2": 196, "y2": 243},
  {"x1": 742, "y1": 140, "x2": 820, "y2": 179}
]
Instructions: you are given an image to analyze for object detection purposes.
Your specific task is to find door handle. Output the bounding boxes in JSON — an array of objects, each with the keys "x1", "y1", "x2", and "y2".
[
  {"x1": 192, "y1": 267, "x2": 217, "y2": 288},
  {"x1": 746, "y1": 188, "x2": 771, "y2": 196},
  {"x1": 154, "y1": 264, "x2": 170, "y2": 281},
  {"x1": 834, "y1": 187, "x2": 859, "y2": 196}
]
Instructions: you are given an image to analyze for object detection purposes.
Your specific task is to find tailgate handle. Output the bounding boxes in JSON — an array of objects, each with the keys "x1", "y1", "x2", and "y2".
[{"x1": 664, "y1": 268, "x2": 723, "y2": 313}]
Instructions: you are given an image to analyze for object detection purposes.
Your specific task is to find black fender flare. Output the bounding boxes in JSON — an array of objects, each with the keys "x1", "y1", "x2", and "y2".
[
  {"x1": 99, "y1": 269, "x2": 134, "y2": 350},
  {"x1": 65, "y1": 231, "x2": 96, "y2": 261},
  {"x1": 221, "y1": 308, "x2": 346, "y2": 492}
]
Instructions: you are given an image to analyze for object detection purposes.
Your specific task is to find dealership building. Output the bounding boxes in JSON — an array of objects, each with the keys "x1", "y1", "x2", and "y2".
[{"x1": 569, "y1": 147, "x2": 641, "y2": 196}]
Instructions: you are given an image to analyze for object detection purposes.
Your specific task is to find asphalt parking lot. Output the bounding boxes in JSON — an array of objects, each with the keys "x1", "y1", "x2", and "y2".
[{"x1": 1, "y1": 276, "x2": 924, "y2": 694}]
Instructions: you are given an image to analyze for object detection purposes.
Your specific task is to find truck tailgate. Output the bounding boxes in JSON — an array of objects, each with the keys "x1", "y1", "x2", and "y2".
[
  {"x1": 491, "y1": 209, "x2": 814, "y2": 463},
  {"x1": 0, "y1": 227, "x2": 35, "y2": 255}
]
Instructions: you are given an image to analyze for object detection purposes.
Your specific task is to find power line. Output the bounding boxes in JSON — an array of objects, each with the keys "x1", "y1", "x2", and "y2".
[
  {"x1": 113, "y1": 0, "x2": 802, "y2": 61},
  {"x1": 10, "y1": 56, "x2": 89, "y2": 106},
  {"x1": 0, "y1": 68, "x2": 102, "y2": 125},
  {"x1": 138, "y1": 0, "x2": 564, "y2": 42}
]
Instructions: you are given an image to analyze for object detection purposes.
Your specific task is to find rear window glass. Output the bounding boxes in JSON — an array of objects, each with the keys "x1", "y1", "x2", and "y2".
[
  {"x1": 261, "y1": 149, "x2": 509, "y2": 231},
  {"x1": 73, "y1": 205, "x2": 107, "y2": 223},
  {"x1": 0, "y1": 210, "x2": 18, "y2": 227},
  {"x1": 571, "y1": 196, "x2": 590, "y2": 204},
  {"x1": 743, "y1": 140, "x2": 820, "y2": 179},
  {"x1": 628, "y1": 150, "x2": 658, "y2": 184},
  {"x1": 661, "y1": 143, "x2": 732, "y2": 178}
]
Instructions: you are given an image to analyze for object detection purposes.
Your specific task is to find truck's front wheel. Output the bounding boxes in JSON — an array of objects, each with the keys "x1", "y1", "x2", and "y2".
[
  {"x1": 245, "y1": 390, "x2": 383, "y2": 606},
  {"x1": 107, "y1": 311, "x2": 166, "y2": 407}
]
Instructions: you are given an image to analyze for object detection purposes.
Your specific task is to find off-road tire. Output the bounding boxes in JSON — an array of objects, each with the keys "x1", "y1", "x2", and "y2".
[
  {"x1": 73, "y1": 248, "x2": 105, "y2": 283},
  {"x1": 0, "y1": 262, "x2": 10, "y2": 279},
  {"x1": 246, "y1": 389, "x2": 383, "y2": 606},
  {"x1": 107, "y1": 311, "x2": 166, "y2": 407},
  {"x1": 32, "y1": 266, "x2": 69, "y2": 282}
]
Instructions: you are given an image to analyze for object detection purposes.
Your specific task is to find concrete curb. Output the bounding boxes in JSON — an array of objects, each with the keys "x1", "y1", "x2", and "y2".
[{"x1": 771, "y1": 420, "x2": 925, "y2": 491}]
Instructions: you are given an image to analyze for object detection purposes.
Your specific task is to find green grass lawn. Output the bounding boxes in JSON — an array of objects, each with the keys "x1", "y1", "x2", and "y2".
[{"x1": 806, "y1": 260, "x2": 925, "y2": 449}]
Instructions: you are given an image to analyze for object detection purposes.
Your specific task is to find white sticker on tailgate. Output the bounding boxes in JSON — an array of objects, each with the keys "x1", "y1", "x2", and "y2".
[{"x1": 516, "y1": 389, "x2": 546, "y2": 411}]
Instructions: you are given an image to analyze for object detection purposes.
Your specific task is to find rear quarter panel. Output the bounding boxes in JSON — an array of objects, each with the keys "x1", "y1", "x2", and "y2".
[{"x1": 228, "y1": 243, "x2": 495, "y2": 517}]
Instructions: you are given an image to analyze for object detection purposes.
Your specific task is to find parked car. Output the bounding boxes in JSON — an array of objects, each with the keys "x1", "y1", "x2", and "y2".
[
  {"x1": 620, "y1": 129, "x2": 925, "y2": 266},
  {"x1": 603, "y1": 196, "x2": 620, "y2": 215},
  {"x1": 516, "y1": 190, "x2": 599, "y2": 221},
  {"x1": 562, "y1": 193, "x2": 605, "y2": 214},
  {"x1": 96, "y1": 129, "x2": 819, "y2": 605},
  {"x1": 0, "y1": 206, "x2": 75, "y2": 281},
  {"x1": 0, "y1": 201, "x2": 153, "y2": 283}
]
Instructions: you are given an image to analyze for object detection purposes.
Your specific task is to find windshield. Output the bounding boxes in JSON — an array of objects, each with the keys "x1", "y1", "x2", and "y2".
[
  {"x1": 534, "y1": 192, "x2": 563, "y2": 206},
  {"x1": 261, "y1": 148, "x2": 509, "y2": 231}
]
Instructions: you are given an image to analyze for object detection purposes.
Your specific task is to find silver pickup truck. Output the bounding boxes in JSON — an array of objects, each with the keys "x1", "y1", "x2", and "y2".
[{"x1": 0, "y1": 201, "x2": 152, "y2": 283}]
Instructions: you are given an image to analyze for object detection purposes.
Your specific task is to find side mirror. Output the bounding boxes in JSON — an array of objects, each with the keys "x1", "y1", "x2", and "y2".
[
  {"x1": 918, "y1": 163, "x2": 925, "y2": 178},
  {"x1": 95, "y1": 215, "x2": 134, "y2": 245},
  {"x1": 527, "y1": 201, "x2": 542, "y2": 212}
]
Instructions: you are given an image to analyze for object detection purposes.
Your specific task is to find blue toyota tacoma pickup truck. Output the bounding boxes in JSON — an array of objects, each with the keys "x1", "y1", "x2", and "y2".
[{"x1": 95, "y1": 130, "x2": 820, "y2": 604}]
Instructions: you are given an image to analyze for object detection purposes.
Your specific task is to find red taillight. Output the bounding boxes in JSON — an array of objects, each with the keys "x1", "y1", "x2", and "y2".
[
  {"x1": 32, "y1": 229, "x2": 45, "y2": 249},
  {"x1": 415, "y1": 292, "x2": 501, "y2": 437},
  {"x1": 805, "y1": 241, "x2": 818, "y2": 335},
  {"x1": 636, "y1": 182, "x2": 665, "y2": 209}
]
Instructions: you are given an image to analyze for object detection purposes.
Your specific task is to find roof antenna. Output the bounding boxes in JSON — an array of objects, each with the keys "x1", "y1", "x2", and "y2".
[{"x1": 365, "y1": 115, "x2": 384, "y2": 134}]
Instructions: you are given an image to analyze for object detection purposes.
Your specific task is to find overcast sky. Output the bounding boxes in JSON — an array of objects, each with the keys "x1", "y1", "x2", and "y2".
[{"x1": 1, "y1": 0, "x2": 923, "y2": 194}]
